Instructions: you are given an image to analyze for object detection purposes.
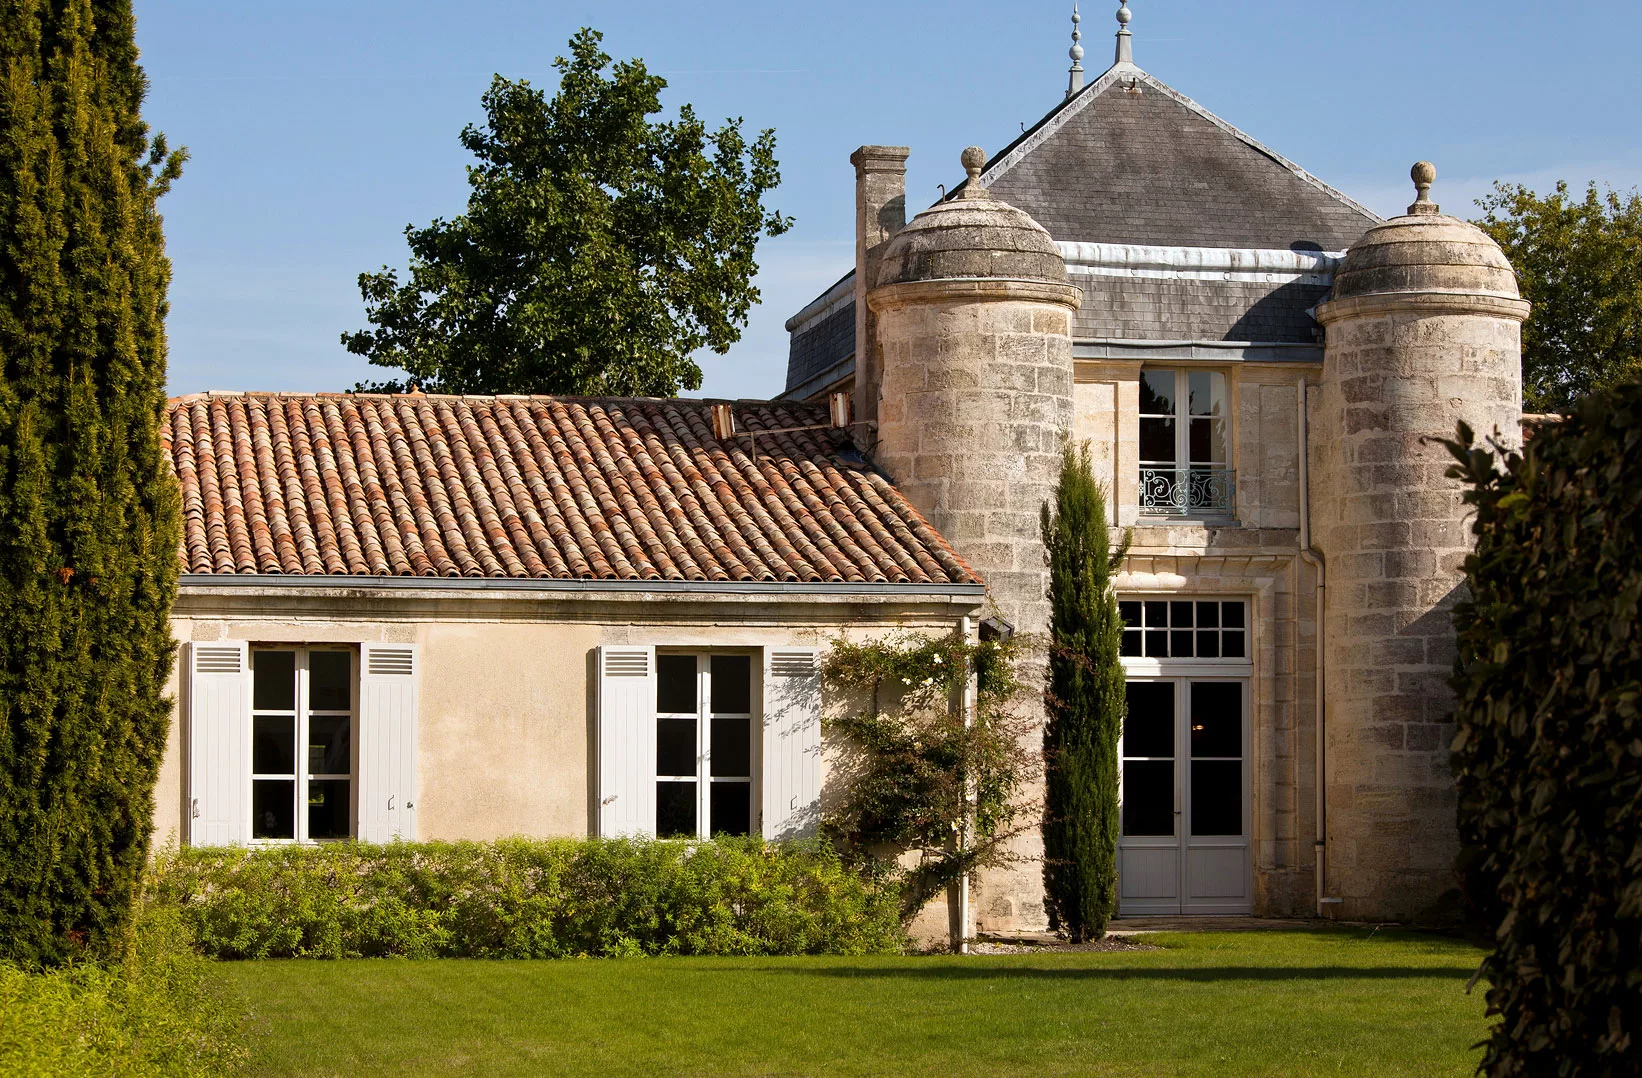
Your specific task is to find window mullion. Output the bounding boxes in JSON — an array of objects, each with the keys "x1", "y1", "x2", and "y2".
[
  {"x1": 1176, "y1": 370, "x2": 1190, "y2": 470},
  {"x1": 296, "y1": 649, "x2": 309, "y2": 844},
  {"x1": 697, "y1": 654, "x2": 711, "y2": 840}
]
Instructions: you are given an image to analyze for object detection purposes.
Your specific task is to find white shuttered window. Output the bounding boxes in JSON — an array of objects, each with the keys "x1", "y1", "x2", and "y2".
[
  {"x1": 762, "y1": 647, "x2": 821, "y2": 840},
  {"x1": 188, "y1": 642, "x2": 251, "y2": 846},
  {"x1": 358, "y1": 643, "x2": 420, "y2": 843}
]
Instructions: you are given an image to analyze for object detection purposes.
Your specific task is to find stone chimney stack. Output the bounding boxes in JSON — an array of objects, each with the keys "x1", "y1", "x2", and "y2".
[
  {"x1": 850, "y1": 146, "x2": 910, "y2": 443},
  {"x1": 1311, "y1": 162, "x2": 1528, "y2": 921}
]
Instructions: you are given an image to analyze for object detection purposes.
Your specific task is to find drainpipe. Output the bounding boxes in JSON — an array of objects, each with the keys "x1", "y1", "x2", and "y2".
[
  {"x1": 1297, "y1": 378, "x2": 1334, "y2": 918},
  {"x1": 956, "y1": 614, "x2": 975, "y2": 954}
]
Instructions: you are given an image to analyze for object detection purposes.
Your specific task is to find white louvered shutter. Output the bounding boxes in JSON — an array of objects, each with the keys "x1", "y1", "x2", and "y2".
[
  {"x1": 187, "y1": 641, "x2": 251, "y2": 846},
  {"x1": 358, "y1": 643, "x2": 420, "y2": 842},
  {"x1": 762, "y1": 647, "x2": 822, "y2": 840},
  {"x1": 597, "y1": 645, "x2": 656, "y2": 838}
]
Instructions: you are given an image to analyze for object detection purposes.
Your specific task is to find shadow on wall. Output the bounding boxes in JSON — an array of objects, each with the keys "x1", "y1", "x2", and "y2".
[{"x1": 586, "y1": 648, "x2": 598, "y2": 837}]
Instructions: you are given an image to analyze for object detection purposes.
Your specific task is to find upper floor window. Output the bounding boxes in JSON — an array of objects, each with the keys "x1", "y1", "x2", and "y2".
[
  {"x1": 250, "y1": 647, "x2": 355, "y2": 842},
  {"x1": 1139, "y1": 368, "x2": 1234, "y2": 517}
]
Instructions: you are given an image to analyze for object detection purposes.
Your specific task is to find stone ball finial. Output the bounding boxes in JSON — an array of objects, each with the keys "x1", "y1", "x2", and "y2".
[
  {"x1": 959, "y1": 146, "x2": 989, "y2": 199},
  {"x1": 1409, "y1": 160, "x2": 1439, "y2": 215},
  {"x1": 1117, "y1": 3, "x2": 1132, "y2": 27}
]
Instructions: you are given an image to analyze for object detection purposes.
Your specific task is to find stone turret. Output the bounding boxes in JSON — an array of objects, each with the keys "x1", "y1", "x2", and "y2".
[
  {"x1": 868, "y1": 147, "x2": 1082, "y2": 641},
  {"x1": 1312, "y1": 163, "x2": 1528, "y2": 921}
]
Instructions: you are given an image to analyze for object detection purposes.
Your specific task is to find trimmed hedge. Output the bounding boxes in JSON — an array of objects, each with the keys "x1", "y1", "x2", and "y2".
[
  {"x1": 1445, "y1": 383, "x2": 1642, "y2": 1076},
  {"x1": 0, "y1": 902, "x2": 246, "y2": 1076},
  {"x1": 149, "y1": 837, "x2": 904, "y2": 959}
]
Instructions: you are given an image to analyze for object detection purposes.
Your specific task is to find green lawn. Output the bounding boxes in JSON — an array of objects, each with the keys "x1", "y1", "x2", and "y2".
[{"x1": 220, "y1": 928, "x2": 1489, "y2": 1077}]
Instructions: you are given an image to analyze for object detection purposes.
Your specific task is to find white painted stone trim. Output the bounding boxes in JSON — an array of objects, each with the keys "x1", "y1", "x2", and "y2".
[
  {"x1": 1058, "y1": 242, "x2": 1344, "y2": 285},
  {"x1": 783, "y1": 273, "x2": 856, "y2": 334}
]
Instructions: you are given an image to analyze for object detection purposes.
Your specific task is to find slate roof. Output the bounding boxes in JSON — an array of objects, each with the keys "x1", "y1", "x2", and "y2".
[
  {"x1": 782, "y1": 64, "x2": 1379, "y2": 394},
  {"x1": 164, "y1": 392, "x2": 979, "y2": 585},
  {"x1": 978, "y1": 67, "x2": 1379, "y2": 251}
]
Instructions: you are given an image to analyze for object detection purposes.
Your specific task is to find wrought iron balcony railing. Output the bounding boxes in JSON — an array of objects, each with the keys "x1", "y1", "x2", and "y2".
[{"x1": 1139, "y1": 466, "x2": 1236, "y2": 517}]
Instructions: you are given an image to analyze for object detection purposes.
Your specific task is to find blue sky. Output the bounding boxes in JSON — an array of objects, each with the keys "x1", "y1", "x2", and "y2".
[{"x1": 137, "y1": 0, "x2": 1642, "y2": 400}]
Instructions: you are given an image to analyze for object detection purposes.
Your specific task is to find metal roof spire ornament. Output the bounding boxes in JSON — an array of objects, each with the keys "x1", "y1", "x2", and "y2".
[
  {"x1": 1067, "y1": 4, "x2": 1085, "y2": 98},
  {"x1": 1114, "y1": 1, "x2": 1135, "y2": 67}
]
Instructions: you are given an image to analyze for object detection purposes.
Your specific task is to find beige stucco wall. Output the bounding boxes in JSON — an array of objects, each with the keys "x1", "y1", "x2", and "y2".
[{"x1": 155, "y1": 588, "x2": 979, "y2": 864}]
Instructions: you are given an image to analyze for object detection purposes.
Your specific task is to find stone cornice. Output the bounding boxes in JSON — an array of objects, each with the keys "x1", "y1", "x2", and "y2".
[
  {"x1": 1315, "y1": 291, "x2": 1530, "y2": 325},
  {"x1": 866, "y1": 278, "x2": 1082, "y2": 313}
]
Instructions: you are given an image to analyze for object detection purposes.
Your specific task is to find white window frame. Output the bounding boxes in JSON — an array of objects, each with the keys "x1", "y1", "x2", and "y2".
[
  {"x1": 249, "y1": 646, "x2": 358, "y2": 844},
  {"x1": 1138, "y1": 367, "x2": 1234, "y2": 518},
  {"x1": 654, "y1": 650, "x2": 758, "y2": 840}
]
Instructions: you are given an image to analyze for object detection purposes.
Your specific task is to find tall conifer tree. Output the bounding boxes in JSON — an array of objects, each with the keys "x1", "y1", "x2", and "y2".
[
  {"x1": 0, "y1": 0, "x2": 184, "y2": 964},
  {"x1": 1040, "y1": 443, "x2": 1130, "y2": 941}
]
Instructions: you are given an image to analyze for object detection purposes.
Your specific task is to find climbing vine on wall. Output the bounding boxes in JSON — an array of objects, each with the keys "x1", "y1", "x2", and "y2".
[{"x1": 821, "y1": 630, "x2": 1035, "y2": 922}]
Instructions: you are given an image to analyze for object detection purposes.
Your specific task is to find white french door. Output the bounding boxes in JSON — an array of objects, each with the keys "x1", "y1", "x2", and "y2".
[{"x1": 1117, "y1": 674, "x2": 1251, "y2": 915}]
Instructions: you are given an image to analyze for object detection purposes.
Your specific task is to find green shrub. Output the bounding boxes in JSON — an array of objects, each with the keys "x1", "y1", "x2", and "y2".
[
  {"x1": 149, "y1": 836, "x2": 903, "y2": 959},
  {"x1": 1444, "y1": 384, "x2": 1642, "y2": 1075},
  {"x1": 0, "y1": 901, "x2": 246, "y2": 1076}
]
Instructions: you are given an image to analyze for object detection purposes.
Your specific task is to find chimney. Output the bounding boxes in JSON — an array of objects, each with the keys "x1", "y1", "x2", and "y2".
[{"x1": 849, "y1": 146, "x2": 909, "y2": 443}]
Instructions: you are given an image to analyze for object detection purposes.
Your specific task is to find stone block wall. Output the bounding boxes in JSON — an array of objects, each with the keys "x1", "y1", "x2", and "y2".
[{"x1": 1312, "y1": 309, "x2": 1523, "y2": 921}]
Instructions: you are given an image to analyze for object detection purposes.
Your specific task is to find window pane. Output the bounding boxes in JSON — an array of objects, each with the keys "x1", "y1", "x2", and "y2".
[
  {"x1": 657, "y1": 718, "x2": 697, "y2": 777},
  {"x1": 1195, "y1": 602, "x2": 1219, "y2": 629},
  {"x1": 1123, "y1": 682, "x2": 1174, "y2": 758},
  {"x1": 310, "y1": 651, "x2": 351, "y2": 711},
  {"x1": 1222, "y1": 630, "x2": 1246, "y2": 659},
  {"x1": 1123, "y1": 760, "x2": 1175, "y2": 837},
  {"x1": 1169, "y1": 601, "x2": 1193, "y2": 627},
  {"x1": 253, "y1": 715, "x2": 295, "y2": 775},
  {"x1": 252, "y1": 651, "x2": 295, "y2": 711},
  {"x1": 309, "y1": 715, "x2": 351, "y2": 776},
  {"x1": 1119, "y1": 601, "x2": 1141, "y2": 628},
  {"x1": 1143, "y1": 601, "x2": 1167, "y2": 626},
  {"x1": 1222, "y1": 602, "x2": 1245, "y2": 629},
  {"x1": 710, "y1": 718, "x2": 751, "y2": 777},
  {"x1": 656, "y1": 655, "x2": 697, "y2": 714},
  {"x1": 656, "y1": 781, "x2": 697, "y2": 838},
  {"x1": 1190, "y1": 760, "x2": 1242, "y2": 836},
  {"x1": 1145, "y1": 629, "x2": 1169, "y2": 657},
  {"x1": 252, "y1": 779, "x2": 295, "y2": 839},
  {"x1": 1171, "y1": 630, "x2": 1195, "y2": 657},
  {"x1": 709, "y1": 655, "x2": 751, "y2": 714},
  {"x1": 1189, "y1": 418, "x2": 1227, "y2": 464},
  {"x1": 1196, "y1": 631, "x2": 1220, "y2": 658},
  {"x1": 1188, "y1": 370, "x2": 1226, "y2": 417},
  {"x1": 709, "y1": 781, "x2": 752, "y2": 837},
  {"x1": 1191, "y1": 682, "x2": 1243, "y2": 758},
  {"x1": 308, "y1": 779, "x2": 350, "y2": 839},
  {"x1": 1139, "y1": 369, "x2": 1176, "y2": 414},
  {"x1": 1139, "y1": 417, "x2": 1176, "y2": 463},
  {"x1": 1121, "y1": 630, "x2": 1142, "y2": 657}
]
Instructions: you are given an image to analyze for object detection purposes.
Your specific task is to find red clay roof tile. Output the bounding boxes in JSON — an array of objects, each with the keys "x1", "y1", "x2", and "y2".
[{"x1": 163, "y1": 393, "x2": 981, "y2": 586}]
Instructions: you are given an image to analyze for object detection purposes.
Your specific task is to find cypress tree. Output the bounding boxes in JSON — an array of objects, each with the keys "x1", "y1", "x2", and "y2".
[
  {"x1": 0, "y1": 0, "x2": 184, "y2": 965},
  {"x1": 1040, "y1": 442, "x2": 1130, "y2": 941}
]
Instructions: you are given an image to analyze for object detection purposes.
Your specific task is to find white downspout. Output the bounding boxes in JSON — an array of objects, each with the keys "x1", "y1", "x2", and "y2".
[{"x1": 1297, "y1": 378, "x2": 1334, "y2": 918}]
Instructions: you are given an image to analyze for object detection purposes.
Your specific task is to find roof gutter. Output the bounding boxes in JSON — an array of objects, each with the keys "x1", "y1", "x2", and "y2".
[{"x1": 179, "y1": 574, "x2": 986, "y2": 598}]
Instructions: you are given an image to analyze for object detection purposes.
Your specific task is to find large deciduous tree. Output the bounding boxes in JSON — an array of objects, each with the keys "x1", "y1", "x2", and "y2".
[
  {"x1": 0, "y1": 0, "x2": 184, "y2": 964},
  {"x1": 1040, "y1": 443, "x2": 1130, "y2": 942},
  {"x1": 344, "y1": 28, "x2": 792, "y2": 398},
  {"x1": 1475, "y1": 181, "x2": 1642, "y2": 412}
]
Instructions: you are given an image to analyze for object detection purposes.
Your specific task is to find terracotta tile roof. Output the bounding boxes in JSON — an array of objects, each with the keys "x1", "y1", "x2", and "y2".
[{"x1": 163, "y1": 393, "x2": 980, "y2": 586}]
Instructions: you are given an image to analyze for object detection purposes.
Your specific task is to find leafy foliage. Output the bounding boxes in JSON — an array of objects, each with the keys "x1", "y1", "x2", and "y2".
[
  {"x1": 821, "y1": 631, "x2": 1035, "y2": 922},
  {"x1": 0, "y1": 899, "x2": 247, "y2": 1076},
  {"x1": 343, "y1": 28, "x2": 792, "y2": 397},
  {"x1": 1040, "y1": 443, "x2": 1131, "y2": 941},
  {"x1": 1442, "y1": 386, "x2": 1642, "y2": 1076},
  {"x1": 1475, "y1": 181, "x2": 1642, "y2": 411},
  {"x1": 148, "y1": 837, "x2": 902, "y2": 959},
  {"x1": 0, "y1": 0, "x2": 184, "y2": 964}
]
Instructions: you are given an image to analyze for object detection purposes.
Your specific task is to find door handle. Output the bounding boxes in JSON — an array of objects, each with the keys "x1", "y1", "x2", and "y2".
[
  {"x1": 388, "y1": 795, "x2": 395, "y2": 811},
  {"x1": 191, "y1": 798, "x2": 199, "y2": 819}
]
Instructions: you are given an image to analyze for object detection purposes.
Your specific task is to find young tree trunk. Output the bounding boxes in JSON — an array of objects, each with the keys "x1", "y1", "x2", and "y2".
[
  {"x1": 0, "y1": 0, "x2": 182, "y2": 965},
  {"x1": 1040, "y1": 443, "x2": 1129, "y2": 941}
]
